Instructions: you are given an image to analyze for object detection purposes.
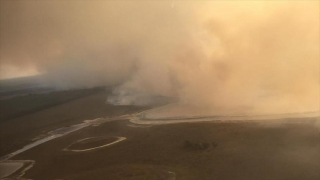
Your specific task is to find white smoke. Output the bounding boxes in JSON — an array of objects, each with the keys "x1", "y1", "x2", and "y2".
[{"x1": 1, "y1": 1, "x2": 319, "y2": 112}]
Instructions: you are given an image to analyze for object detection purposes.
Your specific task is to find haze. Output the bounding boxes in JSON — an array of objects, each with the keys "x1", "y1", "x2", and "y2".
[{"x1": 1, "y1": 1, "x2": 319, "y2": 113}]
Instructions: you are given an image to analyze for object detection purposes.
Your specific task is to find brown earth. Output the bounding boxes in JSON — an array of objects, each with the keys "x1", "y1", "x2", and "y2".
[
  {"x1": 0, "y1": 88, "x2": 148, "y2": 156},
  {"x1": 1, "y1": 88, "x2": 319, "y2": 180},
  {"x1": 11, "y1": 118, "x2": 320, "y2": 180}
]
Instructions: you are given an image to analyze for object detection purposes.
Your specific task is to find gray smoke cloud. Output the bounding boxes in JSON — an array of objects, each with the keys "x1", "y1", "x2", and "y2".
[{"x1": 1, "y1": 1, "x2": 319, "y2": 112}]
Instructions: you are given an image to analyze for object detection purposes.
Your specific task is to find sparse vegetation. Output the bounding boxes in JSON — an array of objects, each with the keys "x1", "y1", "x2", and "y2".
[{"x1": 184, "y1": 140, "x2": 217, "y2": 150}]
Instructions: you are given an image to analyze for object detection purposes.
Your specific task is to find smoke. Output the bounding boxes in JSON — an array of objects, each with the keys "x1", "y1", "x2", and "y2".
[{"x1": 1, "y1": 1, "x2": 319, "y2": 112}]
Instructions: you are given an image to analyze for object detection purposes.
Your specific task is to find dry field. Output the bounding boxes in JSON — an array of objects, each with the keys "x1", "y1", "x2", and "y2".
[{"x1": 1, "y1": 88, "x2": 319, "y2": 180}]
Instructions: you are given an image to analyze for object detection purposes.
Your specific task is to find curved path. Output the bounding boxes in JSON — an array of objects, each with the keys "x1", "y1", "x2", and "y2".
[{"x1": 64, "y1": 137, "x2": 126, "y2": 152}]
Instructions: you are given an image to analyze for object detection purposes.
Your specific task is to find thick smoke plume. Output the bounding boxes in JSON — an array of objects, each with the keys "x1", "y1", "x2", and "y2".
[{"x1": 1, "y1": 1, "x2": 319, "y2": 113}]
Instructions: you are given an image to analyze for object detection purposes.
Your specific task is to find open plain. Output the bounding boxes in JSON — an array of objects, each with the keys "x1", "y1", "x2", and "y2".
[{"x1": 0, "y1": 83, "x2": 319, "y2": 180}]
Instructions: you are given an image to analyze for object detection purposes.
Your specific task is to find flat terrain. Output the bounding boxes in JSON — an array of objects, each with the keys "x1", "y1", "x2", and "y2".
[
  {"x1": 0, "y1": 88, "x2": 147, "y2": 156},
  {"x1": 0, "y1": 81, "x2": 319, "y2": 180},
  {"x1": 12, "y1": 117, "x2": 320, "y2": 180}
]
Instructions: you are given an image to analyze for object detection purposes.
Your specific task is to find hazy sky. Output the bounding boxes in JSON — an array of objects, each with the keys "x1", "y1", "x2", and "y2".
[{"x1": 0, "y1": 1, "x2": 319, "y2": 111}]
